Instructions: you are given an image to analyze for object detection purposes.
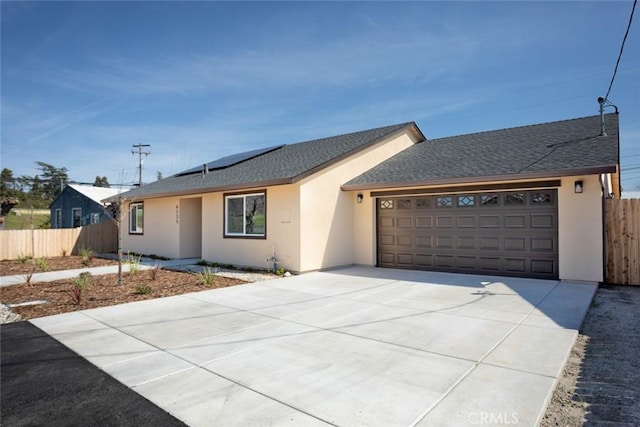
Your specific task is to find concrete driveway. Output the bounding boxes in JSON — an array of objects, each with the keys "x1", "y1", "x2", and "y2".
[{"x1": 31, "y1": 267, "x2": 596, "y2": 426}]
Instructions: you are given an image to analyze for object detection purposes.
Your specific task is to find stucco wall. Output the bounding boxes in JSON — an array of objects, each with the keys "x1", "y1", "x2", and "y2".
[
  {"x1": 201, "y1": 185, "x2": 301, "y2": 272},
  {"x1": 558, "y1": 175, "x2": 603, "y2": 282},
  {"x1": 298, "y1": 132, "x2": 417, "y2": 272},
  {"x1": 122, "y1": 197, "x2": 180, "y2": 258}
]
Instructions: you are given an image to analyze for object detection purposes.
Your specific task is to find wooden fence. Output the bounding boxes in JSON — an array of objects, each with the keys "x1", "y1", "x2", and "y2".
[
  {"x1": 605, "y1": 198, "x2": 640, "y2": 285},
  {"x1": 0, "y1": 220, "x2": 117, "y2": 260}
]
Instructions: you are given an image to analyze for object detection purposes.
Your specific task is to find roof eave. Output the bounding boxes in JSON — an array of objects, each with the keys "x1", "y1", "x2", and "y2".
[
  {"x1": 103, "y1": 178, "x2": 295, "y2": 202},
  {"x1": 341, "y1": 165, "x2": 618, "y2": 191}
]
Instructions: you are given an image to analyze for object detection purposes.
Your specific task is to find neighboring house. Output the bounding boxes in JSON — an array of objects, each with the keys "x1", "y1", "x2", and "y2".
[
  {"x1": 107, "y1": 114, "x2": 619, "y2": 282},
  {"x1": 621, "y1": 191, "x2": 640, "y2": 199},
  {"x1": 50, "y1": 184, "x2": 127, "y2": 228}
]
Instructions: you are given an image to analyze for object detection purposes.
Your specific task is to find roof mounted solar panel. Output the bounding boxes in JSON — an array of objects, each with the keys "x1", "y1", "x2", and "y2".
[{"x1": 176, "y1": 144, "x2": 284, "y2": 176}]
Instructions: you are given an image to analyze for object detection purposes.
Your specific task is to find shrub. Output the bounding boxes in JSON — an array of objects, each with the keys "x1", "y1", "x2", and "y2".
[
  {"x1": 126, "y1": 252, "x2": 142, "y2": 275},
  {"x1": 195, "y1": 267, "x2": 218, "y2": 287},
  {"x1": 36, "y1": 257, "x2": 49, "y2": 272},
  {"x1": 23, "y1": 271, "x2": 34, "y2": 286},
  {"x1": 69, "y1": 272, "x2": 91, "y2": 305},
  {"x1": 134, "y1": 283, "x2": 152, "y2": 295},
  {"x1": 275, "y1": 267, "x2": 287, "y2": 276},
  {"x1": 150, "y1": 264, "x2": 161, "y2": 281},
  {"x1": 16, "y1": 253, "x2": 32, "y2": 264},
  {"x1": 80, "y1": 248, "x2": 94, "y2": 266}
]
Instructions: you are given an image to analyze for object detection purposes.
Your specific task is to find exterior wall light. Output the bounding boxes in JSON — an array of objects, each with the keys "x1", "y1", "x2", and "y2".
[
  {"x1": 574, "y1": 180, "x2": 584, "y2": 194},
  {"x1": 356, "y1": 193, "x2": 364, "y2": 204}
]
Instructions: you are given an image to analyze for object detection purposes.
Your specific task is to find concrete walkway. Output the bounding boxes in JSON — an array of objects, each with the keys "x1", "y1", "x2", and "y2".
[{"x1": 29, "y1": 267, "x2": 597, "y2": 426}]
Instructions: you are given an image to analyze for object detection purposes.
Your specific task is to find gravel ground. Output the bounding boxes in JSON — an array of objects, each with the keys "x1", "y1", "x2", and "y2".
[
  {"x1": 541, "y1": 285, "x2": 640, "y2": 426},
  {"x1": 0, "y1": 304, "x2": 22, "y2": 324}
]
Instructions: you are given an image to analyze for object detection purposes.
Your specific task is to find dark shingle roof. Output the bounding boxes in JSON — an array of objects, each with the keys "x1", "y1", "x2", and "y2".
[
  {"x1": 344, "y1": 114, "x2": 619, "y2": 190},
  {"x1": 109, "y1": 122, "x2": 420, "y2": 201}
]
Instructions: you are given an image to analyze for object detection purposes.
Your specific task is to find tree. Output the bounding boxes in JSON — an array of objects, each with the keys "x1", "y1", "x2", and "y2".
[
  {"x1": 93, "y1": 176, "x2": 110, "y2": 187},
  {"x1": 34, "y1": 161, "x2": 68, "y2": 199},
  {"x1": 1, "y1": 168, "x2": 15, "y2": 192},
  {"x1": 156, "y1": 171, "x2": 163, "y2": 181}
]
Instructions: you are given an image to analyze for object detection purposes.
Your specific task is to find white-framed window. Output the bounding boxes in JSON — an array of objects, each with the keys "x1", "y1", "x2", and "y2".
[
  {"x1": 129, "y1": 202, "x2": 144, "y2": 234},
  {"x1": 71, "y1": 208, "x2": 82, "y2": 228},
  {"x1": 90, "y1": 213, "x2": 100, "y2": 224},
  {"x1": 224, "y1": 191, "x2": 266, "y2": 238},
  {"x1": 55, "y1": 209, "x2": 62, "y2": 228}
]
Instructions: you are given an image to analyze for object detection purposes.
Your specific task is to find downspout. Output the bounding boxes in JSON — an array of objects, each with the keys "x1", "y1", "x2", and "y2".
[{"x1": 600, "y1": 174, "x2": 607, "y2": 284}]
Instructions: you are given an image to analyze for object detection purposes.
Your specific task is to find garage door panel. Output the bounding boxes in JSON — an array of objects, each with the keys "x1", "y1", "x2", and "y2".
[
  {"x1": 457, "y1": 216, "x2": 476, "y2": 228},
  {"x1": 379, "y1": 234, "x2": 394, "y2": 246},
  {"x1": 479, "y1": 215, "x2": 500, "y2": 228},
  {"x1": 416, "y1": 235, "x2": 432, "y2": 248},
  {"x1": 377, "y1": 190, "x2": 558, "y2": 279},
  {"x1": 397, "y1": 217, "x2": 413, "y2": 228},
  {"x1": 397, "y1": 235, "x2": 412, "y2": 247},
  {"x1": 505, "y1": 237, "x2": 526, "y2": 251},
  {"x1": 379, "y1": 216, "x2": 394, "y2": 228},
  {"x1": 456, "y1": 256, "x2": 476, "y2": 270},
  {"x1": 416, "y1": 216, "x2": 433, "y2": 228},
  {"x1": 457, "y1": 236, "x2": 476, "y2": 249},
  {"x1": 480, "y1": 237, "x2": 500, "y2": 250},
  {"x1": 436, "y1": 236, "x2": 454, "y2": 249},
  {"x1": 531, "y1": 259, "x2": 555, "y2": 275},
  {"x1": 531, "y1": 214, "x2": 554, "y2": 228},
  {"x1": 504, "y1": 215, "x2": 526, "y2": 228},
  {"x1": 531, "y1": 237, "x2": 554, "y2": 252},
  {"x1": 479, "y1": 257, "x2": 501, "y2": 271},
  {"x1": 397, "y1": 253, "x2": 414, "y2": 266},
  {"x1": 435, "y1": 255, "x2": 454, "y2": 268},
  {"x1": 436, "y1": 216, "x2": 454, "y2": 228}
]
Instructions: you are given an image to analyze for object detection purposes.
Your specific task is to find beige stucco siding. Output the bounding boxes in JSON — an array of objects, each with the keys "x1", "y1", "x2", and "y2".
[
  {"x1": 299, "y1": 132, "x2": 417, "y2": 272},
  {"x1": 201, "y1": 185, "x2": 301, "y2": 272},
  {"x1": 557, "y1": 175, "x2": 603, "y2": 282},
  {"x1": 122, "y1": 197, "x2": 180, "y2": 259}
]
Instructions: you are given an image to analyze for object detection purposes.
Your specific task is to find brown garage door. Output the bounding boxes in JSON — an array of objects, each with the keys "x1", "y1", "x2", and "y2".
[{"x1": 377, "y1": 190, "x2": 558, "y2": 279}]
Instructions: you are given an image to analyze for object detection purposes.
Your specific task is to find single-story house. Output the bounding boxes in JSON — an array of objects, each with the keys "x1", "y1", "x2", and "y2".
[
  {"x1": 107, "y1": 114, "x2": 619, "y2": 282},
  {"x1": 50, "y1": 184, "x2": 127, "y2": 228}
]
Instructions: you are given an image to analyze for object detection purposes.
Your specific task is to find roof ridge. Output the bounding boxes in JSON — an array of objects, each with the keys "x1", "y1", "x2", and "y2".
[
  {"x1": 287, "y1": 121, "x2": 416, "y2": 148},
  {"x1": 426, "y1": 114, "x2": 613, "y2": 142}
]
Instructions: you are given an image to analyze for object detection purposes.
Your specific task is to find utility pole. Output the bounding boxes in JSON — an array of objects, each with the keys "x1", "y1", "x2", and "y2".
[{"x1": 131, "y1": 144, "x2": 151, "y2": 186}]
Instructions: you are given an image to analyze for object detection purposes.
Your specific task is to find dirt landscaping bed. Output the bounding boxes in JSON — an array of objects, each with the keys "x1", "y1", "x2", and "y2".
[
  {"x1": 1, "y1": 268, "x2": 246, "y2": 320},
  {"x1": 1, "y1": 256, "x2": 117, "y2": 276}
]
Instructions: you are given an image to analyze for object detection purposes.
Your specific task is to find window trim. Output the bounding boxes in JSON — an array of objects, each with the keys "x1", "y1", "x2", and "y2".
[
  {"x1": 55, "y1": 209, "x2": 62, "y2": 228},
  {"x1": 71, "y1": 207, "x2": 82, "y2": 228},
  {"x1": 90, "y1": 212, "x2": 100, "y2": 224},
  {"x1": 129, "y1": 202, "x2": 144, "y2": 235},
  {"x1": 223, "y1": 190, "x2": 267, "y2": 239}
]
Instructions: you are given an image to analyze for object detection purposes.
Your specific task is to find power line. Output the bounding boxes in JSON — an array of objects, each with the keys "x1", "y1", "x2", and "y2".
[{"x1": 604, "y1": 0, "x2": 637, "y2": 101}]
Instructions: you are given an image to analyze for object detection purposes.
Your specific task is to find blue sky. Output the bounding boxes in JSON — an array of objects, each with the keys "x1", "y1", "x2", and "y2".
[{"x1": 2, "y1": 1, "x2": 639, "y2": 190}]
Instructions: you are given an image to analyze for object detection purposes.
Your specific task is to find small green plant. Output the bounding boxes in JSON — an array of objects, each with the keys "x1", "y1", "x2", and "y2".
[
  {"x1": 150, "y1": 264, "x2": 161, "y2": 281},
  {"x1": 16, "y1": 253, "x2": 32, "y2": 264},
  {"x1": 80, "y1": 247, "x2": 94, "y2": 266},
  {"x1": 126, "y1": 252, "x2": 142, "y2": 275},
  {"x1": 222, "y1": 263, "x2": 234, "y2": 270},
  {"x1": 196, "y1": 260, "x2": 209, "y2": 266},
  {"x1": 275, "y1": 267, "x2": 286, "y2": 276},
  {"x1": 36, "y1": 257, "x2": 49, "y2": 272},
  {"x1": 195, "y1": 267, "x2": 218, "y2": 287},
  {"x1": 134, "y1": 283, "x2": 152, "y2": 295},
  {"x1": 69, "y1": 272, "x2": 91, "y2": 305}
]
